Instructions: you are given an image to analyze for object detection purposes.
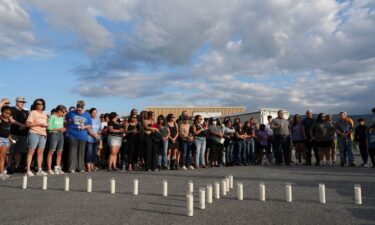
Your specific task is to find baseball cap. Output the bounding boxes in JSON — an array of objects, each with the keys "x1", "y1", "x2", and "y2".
[
  {"x1": 16, "y1": 97, "x2": 27, "y2": 103},
  {"x1": 76, "y1": 100, "x2": 85, "y2": 108}
]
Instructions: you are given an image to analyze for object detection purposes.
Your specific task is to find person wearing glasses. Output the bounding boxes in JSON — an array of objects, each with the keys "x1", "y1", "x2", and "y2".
[
  {"x1": 7, "y1": 97, "x2": 29, "y2": 174},
  {"x1": 26, "y1": 99, "x2": 48, "y2": 176},
  {"x1": 46, "y1": 105, "x2": 67, "y2": 174},
  {"x1": 126, "y1": 114, "x2": 142, "y2": 171},
  {"x1": 65, "y1": 100, "x2": 92, "y2": 173}
]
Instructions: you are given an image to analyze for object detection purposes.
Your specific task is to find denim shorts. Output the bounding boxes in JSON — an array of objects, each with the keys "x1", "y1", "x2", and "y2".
[
  {"x1": 28, "y1": 133, "x2": 47, "y2": 149},
  {"x1": 0, "y1": 137, "x2": 9, "y2": 147},
  {"x1": 107, "y1": 135, "x2": 122, "y2": 147},
  {"x1": 48, "y1": 132, "x2": 64, "y2": 151}
]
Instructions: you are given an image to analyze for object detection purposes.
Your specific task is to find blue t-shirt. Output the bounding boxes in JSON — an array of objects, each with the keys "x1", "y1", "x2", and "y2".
[
  {"x1": 87, "y1": 118, "x2": 101, "y2": 143},
  {"x1": 367, "y1": 130, "x2": 375, "y2": 148},
  {"x1": 65, "y1": 110, "x2": 92, "y2": 141}
]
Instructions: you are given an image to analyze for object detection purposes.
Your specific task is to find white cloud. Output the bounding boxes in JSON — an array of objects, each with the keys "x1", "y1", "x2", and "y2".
[
  {"x1": 4, "y1": 0, "x2": 373, "y2": 114},
  {"x1": 0, "y1": 0, "x2": 52, "y2": 58}
]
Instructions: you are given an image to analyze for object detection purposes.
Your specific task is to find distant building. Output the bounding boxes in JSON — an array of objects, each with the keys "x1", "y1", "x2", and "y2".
[{"x1": 145, "y1": 106, "x2": 246, "y2": 119}]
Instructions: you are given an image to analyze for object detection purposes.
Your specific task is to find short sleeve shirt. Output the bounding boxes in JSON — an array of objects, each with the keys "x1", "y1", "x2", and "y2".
[
  {"x1": 271, "y1": 118, "x2": 290, "y2": 136},
  {"x1": 65, "y1": 110, "x2": 92, "y2": 141},
  {"x1": 27, "y1": 110, "x2": 48, "y2": 136}
]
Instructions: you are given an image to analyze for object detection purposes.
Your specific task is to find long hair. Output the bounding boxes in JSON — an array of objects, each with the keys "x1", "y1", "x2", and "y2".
[{"x1": 30, "y1": 98, "x2": 46, "y2": 111}]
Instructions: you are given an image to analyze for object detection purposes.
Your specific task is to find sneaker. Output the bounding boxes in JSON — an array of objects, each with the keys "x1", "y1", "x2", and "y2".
[
  {"x1": 79, "y1": 170, "x2": 85, "y2": 173},
  {"x1": 26, "y1": 171, "x2": 35, "y2": 177},
  {"x1": 58, "y1": 168, "x2": 65, "y2": 174},
  {"x1": 363, "y1": 163, "x2": 369, "y2": 168},
  {"x1": 181, "y1": 166, "x2": 187, "y2": 170},
  {"x1": 47, "y1": 170, "x2": 55, "y2": 175},
  {"x1": 0, "y1": 173, "x2": 9, "y2": 180},
  {"x1": 36, "y1": 170, "x2": 47, "y2": 176},
  {"x1": 189, "y1": 165, "x2": 195, "y2": 170},
  {"x1": 70, "y1": 170, "x2": 76, "y2": 174}
]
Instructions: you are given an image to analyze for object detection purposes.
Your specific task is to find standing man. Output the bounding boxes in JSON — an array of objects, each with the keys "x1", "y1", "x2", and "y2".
[
  {"x1": 271, "y1": 110, "x2": 291, "y2": 165},
  {"x1": 336, "y1": 112, "x2": 355, "y2": 166},
  {"x1": 9, "y1": 97, "x2": 29, "y2": 173},
  {"x1": 265, "y1": 115, "x2": 274, "y2": 164},
  {"x1": 302, "y1": 109, "x2": 319, "y2": 166}
]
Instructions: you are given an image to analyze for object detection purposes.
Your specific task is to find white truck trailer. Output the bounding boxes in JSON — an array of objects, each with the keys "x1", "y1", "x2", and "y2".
[{"x1": 221, "y1": 108, "x2": 290, "y2": 125}]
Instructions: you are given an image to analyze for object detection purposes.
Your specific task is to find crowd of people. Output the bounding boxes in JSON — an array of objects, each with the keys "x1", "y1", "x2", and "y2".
[{"x1": 0, "y1": 97, "x2": 375, "y2": 179}]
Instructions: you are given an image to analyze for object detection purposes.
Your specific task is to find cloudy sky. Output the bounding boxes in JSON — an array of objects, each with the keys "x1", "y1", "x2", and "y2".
[{"x1": 1, "y1": 0, "x2": 374, "y2": 115}]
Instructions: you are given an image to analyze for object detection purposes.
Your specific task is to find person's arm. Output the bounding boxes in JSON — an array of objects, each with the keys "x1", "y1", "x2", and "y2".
[
  {"x1": 174, "y1": 123, "x2": 179, "y2": 141},
  {"x1": 26, "y1": 112, "x2": 44, "y2": 128}
]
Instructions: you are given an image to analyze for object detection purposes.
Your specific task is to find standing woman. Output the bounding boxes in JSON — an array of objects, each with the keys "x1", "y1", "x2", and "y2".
[
  {"x1": 166, "y1": 114, "x2": 179, "y2": 170},
  {"x1": 107, "y1": 112, "x2": 125, "y2": 171},
  {"x1": 26, "y1": 99, "x2": 48, "y2": 176},
  {"x1": 179, "y1": 115, "x2": 194, "y2": 170},
  {"x1": 142, "y1": 111, "x2": 159, "y2": 171},
  {"x1": 0, "y1": 106, "x2": 13, "y2": 179},
  {"x1": 192, "y1": 115, "x2": 208, "y2": 169},
  {"x1": 311, "y1": 113, "x2": 335, "y2": 166},
  {"x1": 65, "y1": 100, "x2": 92, "y2": 173},
  {"x1": 207, "y1": 118, "x2": 224, "y2": 167},
  {"x1": 125, "y1": 115, "x2": 141, "y2": 171},
  {"x1": 234, "y1": 121, "x2": 246, "y2": 166},
  {"x1": 86, "y1": 108, "x2": 101, "y2": 172},
  {"x1": 243, "y1": 121, "x2": 255, "y2": 165},
  {"x1": 156, "y1": 115, "x2": 170, "y2": 170},
  {"x1": 291, "y1": 114, "x2": 306, "y2": 165},
  {"x1": 46, "y1": 105, "x2": 67, "y2": 174}
]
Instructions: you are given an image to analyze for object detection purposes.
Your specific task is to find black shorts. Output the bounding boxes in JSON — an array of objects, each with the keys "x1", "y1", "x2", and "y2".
[{"x1": 316, "y1": 141, "x2": 332, "y2": 148}]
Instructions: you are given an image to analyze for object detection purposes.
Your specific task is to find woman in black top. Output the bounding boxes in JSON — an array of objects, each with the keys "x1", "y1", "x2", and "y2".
[
  {"x1": 166, "y1": 114, "x2": 179, "y2": 170},
  {"x1": 107, "y1": 112, "x2": 125, "y2": 171},
  {"x1": 126, "y1": 115, "x2": 141, "y2": 171},
  {"x1": 0, "y1": 106, "x2": 13, "y2": 179},
  {"x1": 142, "y1": 111, "x2": 159, "y2": 171}
]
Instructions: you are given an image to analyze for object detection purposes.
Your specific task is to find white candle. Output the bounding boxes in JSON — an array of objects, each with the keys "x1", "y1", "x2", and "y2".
[
  {"x1": 199, "y1": 187, "x2": 206, "y2": 209},
  {"x1": 22, "y1": 175, "x2": 27, "y2": 189},
  {"x1": 354, "y1": 184, "x2": 362, "y2": 205},
  {"x1": 186, "y1": 193, "x2": 194, "y2": 217},
  {"x1": 259, "y1": 182, "x2": 265, "y2": 201},
  {"x1": 319, "y1": 183, "x2": 326, "y2": 204},
  {"x1": 188, "y1": 180, "x2": 194, "y2": 194},
  {"x1": 163, "y1": 179, "x2": 168, "y2": 197},
  {"x1": 110, "y1": 178, "x2": 115, "y2": 194},
  {"x1": 133, "y1": 179, "x2": 139, "y2": 195},
  {"x1": 229, "y1": 175, "x2": 234, "y2": 189},
  {"x1": 286, "y1": 183, "x2": 292, "y2": 202},
  {"x1": 221, "y1": 180, "x2": 227, "y2": 196},
  {"x1": 42, "y1": 175, "x2": 47, "y2": 190},
  {"x1": 226, "y1": 177, "x2": 230, "y2": 192},
  {"x1": 87, "y1": 177, "x2": 92, "y2": 193},
  {"x1": 65, "y1": 176, "x2": 70, "y2": 192},
  {"x1": 214, "y1": 182, "x2": 220, "y2": 199},
  {"x1": 237, "y1": 182, "x2": 243, "y2": 200},
  {"x1": 206, "y1": 184, "x2": 213, "y2": 204}
]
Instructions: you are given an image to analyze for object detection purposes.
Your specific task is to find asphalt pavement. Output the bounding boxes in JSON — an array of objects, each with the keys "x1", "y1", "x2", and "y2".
[{"x1": 0, "y1": 165, "x2": 374, "y2": 225}]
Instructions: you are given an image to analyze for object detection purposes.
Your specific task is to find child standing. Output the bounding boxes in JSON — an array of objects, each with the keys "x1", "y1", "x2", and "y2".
[{"x1": 256, "y1": 124, "x2": 269, "y2": 165}]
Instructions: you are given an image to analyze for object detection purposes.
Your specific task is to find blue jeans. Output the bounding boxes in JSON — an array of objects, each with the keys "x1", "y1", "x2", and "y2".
[
  {"x1": 226, "y1": 141, "x2": 234, "y2": 164},
  {"x1": 182, "y1": 140, "x2": 192, "y2": 166},
  {"x1": 194, "y1": 137, "x2": 206, "y2": 166},
  {"x1": 337, "y1": 137, "x2": 355, "y2": 164},
  {"x1": 86, "y1": 141, "x2": 99, "y2": 163},
  {"x1": 235, "y1": 140, "x2": 245, "y2": 164},
  {"x1": 245, "y1": 139, "x2": 255, "y2": 164},
  {"x1": 158, "y1": 140, "x2": 168, "y2": 167}
]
